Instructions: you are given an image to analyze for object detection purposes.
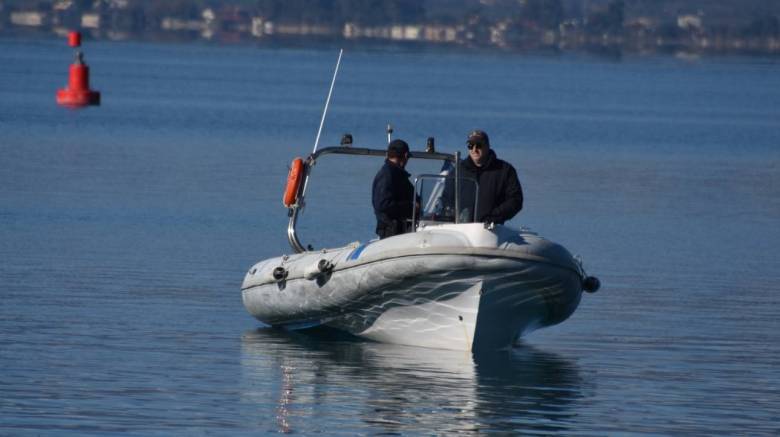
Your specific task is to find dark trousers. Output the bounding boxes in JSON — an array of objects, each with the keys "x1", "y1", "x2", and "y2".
[{"x1": 376, "y1": 219, "x2": 408, "y2": 239}]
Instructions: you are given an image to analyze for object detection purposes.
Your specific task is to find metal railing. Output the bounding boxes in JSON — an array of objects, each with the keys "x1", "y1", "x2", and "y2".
[{"x1": 286, "y1": 145, "x2": 461, "y2": 253}]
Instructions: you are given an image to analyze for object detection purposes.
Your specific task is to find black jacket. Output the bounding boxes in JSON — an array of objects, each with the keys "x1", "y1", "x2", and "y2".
[
  {"x1": 372, "y1": 160, "x2": 415, "y2": 238},
  {"x1": 458, "y1": 150, "x2": 523, "y2": 224}
]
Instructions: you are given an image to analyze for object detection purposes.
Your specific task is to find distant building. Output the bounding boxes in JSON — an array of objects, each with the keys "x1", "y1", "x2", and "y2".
[
  {"x1": 201, "y1": 8, "x2": 216, "y2": 39},
  {"x1": 251, "y1": 17, "x2": 264, "y2": 37},
  {"x1": 345, "y1": 23, "x2": 444, "y2": 42},
  {"x1": 160, "y1": 17, "x2": 205, "y2": 32},
  {"x1": 343, "y1": 23, "x2": 392, "y2": 40},
  {"x1": 677, "y1": 15, "x2": 703, "y2": 31},
  {"x1": 202, "y1": 8, "x2": 215, "y2": 23},
  {"x1": 391, "y1": 25, "x2": 421, "y2": 41},
  {"x1": 262, "y1": 20, "x2": 274, "y2": 35},
  {"x1": 52, "y1": 0, "x2": 81, "y2": 29},
  {"x1": 81, "y1": 13, "x2": 101, "y2": 29},
  {"x1": 626, "y1": 17, "x2": 655, "y2": 30},
  {"x1": 489, "y1": 20, "x2": 509, "y2": 47},
  {"x1": 273, "y1": 23, "x2": 335, "y2": 37},
  {"x1": 11, "y1": 11, "x2": 47, "y2": 27},
  {"x1": 422, "y1": 25, "x2": 457, "y2": 43},
  {"x1": 342, "y1": 22, "x2": 357, "y2": 38},
  {"x1": 53, "y1": 0, "x2": 74, "y2": 11},
  {"x1": 217, "y1": 6, "x2": 250, "y2": 34}
]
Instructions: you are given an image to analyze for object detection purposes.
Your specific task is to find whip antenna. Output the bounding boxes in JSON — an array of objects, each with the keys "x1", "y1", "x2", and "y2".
[
  {"x1": 300, "y1": 49, "x2": 343, "y2": 204},
  {"x1": 312, "y1": 49, "x2": 343, "y2": 154}
]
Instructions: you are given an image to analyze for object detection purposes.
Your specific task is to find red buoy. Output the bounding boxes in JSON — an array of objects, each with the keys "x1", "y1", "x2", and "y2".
[
  {"x1": 68, "y1": 31, "x2": 81, "y2": 48},
  {"x1": 56, "y1": 31, "x2": 100, "y2": 108}
]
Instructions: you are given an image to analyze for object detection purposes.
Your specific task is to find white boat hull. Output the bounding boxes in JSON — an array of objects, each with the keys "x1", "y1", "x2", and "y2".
[{"x1": 241, "y1": 224, "x2": 587, "y2": 352}]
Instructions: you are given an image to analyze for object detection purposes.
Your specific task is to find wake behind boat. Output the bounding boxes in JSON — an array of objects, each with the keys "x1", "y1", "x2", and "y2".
[{"x1": 241, "y1": 144, "x2": 600, "y2": 352}]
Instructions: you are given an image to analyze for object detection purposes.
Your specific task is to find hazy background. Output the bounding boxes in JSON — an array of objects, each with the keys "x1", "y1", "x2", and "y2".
[
  {"x1": 2, "y1": 0, "x2": 780, "y2": 56},
  {"x1": 1, "y1": 0, "x2": 779, "y2": 433}
]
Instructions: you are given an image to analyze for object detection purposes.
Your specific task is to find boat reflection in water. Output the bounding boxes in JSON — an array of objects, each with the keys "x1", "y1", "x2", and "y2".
[{"x1": 240, "y1": 328, "x2": 584, "y2": 434}]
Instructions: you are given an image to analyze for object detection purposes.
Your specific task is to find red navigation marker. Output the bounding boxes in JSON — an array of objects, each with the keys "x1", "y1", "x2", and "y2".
[
  {"x1": 68, "y1": 30, "x2": 81, "y2": 48},
  {"x1": 56, "y1": 31, "x2": 100, "y2": 108}
]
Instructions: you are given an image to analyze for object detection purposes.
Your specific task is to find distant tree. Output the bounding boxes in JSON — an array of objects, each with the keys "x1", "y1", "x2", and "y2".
[
  {"x1": 281, "y1": 0, "x2": 333, "y2": 24},
  {"x1": 656, "y1": 22, "x2": 681, "y2": 43},
  {"x1": 585, "y1": 0, "x2": 624, "y2": 36},
  {"x1": 335, "y1": 0, "x2": 424, "y2": 25},
  {"x1": 742, "y1": 15, "x2": 779, "y2": 37},
  {"x1": 335, "y1": 0, "x2": 387, "y2": 25},
  {"x1": 522, "y1": 0, "x2": 563, "y2": 30},
  {"x1": 144, "y1": 0, "x2": 206, "y2": 20},
  {"x1": 73, "y1": 0, "x2": 92, "y2": 11},
  {"x1": 108, "y1": 4, "x2": 146, "y2": 33},
  {"x1": 247, "y1": 0, "x2": 424, "y2": 25},
  {"x1": 384, "y1": 0, "x2": 425, "y2": 23}
]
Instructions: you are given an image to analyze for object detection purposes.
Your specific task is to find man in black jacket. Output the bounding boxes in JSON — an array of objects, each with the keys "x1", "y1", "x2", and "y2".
[
  {"x1": 458, "y1": 130, "x2": 523, "y2": 224},
  {"x1": 372, "y1": 139, "x2": 415, "y2": 238}
]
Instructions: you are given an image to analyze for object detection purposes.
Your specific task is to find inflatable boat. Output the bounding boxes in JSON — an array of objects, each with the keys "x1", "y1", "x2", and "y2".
[{"x1": 241, "y1": 144, "x2": 599, "y2": 352}]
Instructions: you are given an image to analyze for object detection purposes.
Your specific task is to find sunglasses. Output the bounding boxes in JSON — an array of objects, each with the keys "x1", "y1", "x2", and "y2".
[{"x1": 467, "y1": 143, "x2": 484, "y2": 150}]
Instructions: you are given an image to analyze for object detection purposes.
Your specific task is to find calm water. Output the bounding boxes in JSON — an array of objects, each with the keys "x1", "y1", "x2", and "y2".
[{"x1": 1, "y1": 37, "x2": 779, "y2": 435}]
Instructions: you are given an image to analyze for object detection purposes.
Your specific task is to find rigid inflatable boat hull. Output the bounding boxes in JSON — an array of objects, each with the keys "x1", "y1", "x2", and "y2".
[{"x1": 241, "y1": 224, "x2": 585, "y2": 351}]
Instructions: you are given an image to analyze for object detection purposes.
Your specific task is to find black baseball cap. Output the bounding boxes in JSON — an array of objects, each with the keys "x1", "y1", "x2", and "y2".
[
  {"x1": 387, "y1": 139, "x2": 410, "y2": 155},
  {"x1": 467, "y1": 130, "x2": 490, "y2": 147}
]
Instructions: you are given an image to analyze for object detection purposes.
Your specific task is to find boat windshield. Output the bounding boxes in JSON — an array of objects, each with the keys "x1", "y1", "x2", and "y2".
[{"x1": 413, "y1": 171, "x2": 478, "y2": 228}]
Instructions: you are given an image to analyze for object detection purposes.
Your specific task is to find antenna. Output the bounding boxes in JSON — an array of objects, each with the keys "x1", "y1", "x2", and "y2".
[
  {"x1": 300, "y1": 49, "x2": 343, "y2": 204},
  {"x1": 312, "y1": 49, "x2": 343, "y2": 154}
]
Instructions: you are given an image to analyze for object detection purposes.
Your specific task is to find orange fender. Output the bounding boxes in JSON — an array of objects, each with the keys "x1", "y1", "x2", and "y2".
[{"x1": 283, "y1": 158, "x2": 305, "y2": 207}]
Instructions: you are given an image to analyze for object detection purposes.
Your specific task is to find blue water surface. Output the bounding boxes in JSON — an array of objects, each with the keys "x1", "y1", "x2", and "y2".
[{"x1": 1, "y1": 37, "x2": 779, "y2": 435}]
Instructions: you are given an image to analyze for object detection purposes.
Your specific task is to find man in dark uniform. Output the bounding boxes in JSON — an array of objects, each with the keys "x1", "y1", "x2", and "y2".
[
  {"x1": 372, "y1": 139, "x2": 415, "y2": 239},
  {"x1": 458, "y1": 130, "x2": 523, "y2": 224}
]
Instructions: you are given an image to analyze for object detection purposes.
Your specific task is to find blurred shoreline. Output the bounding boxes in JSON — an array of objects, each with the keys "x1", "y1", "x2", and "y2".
[
  {"x1": 3, "y1": 28, "x2": 779, "y2": 61},
  {"x1": 2, "y1": 0, "x2": 779, "y2": 58}
]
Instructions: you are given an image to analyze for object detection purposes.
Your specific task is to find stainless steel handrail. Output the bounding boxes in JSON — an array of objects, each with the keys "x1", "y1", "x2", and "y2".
[{"x1": 286, "y1": 145, "x2": 460, "y2": 253}]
